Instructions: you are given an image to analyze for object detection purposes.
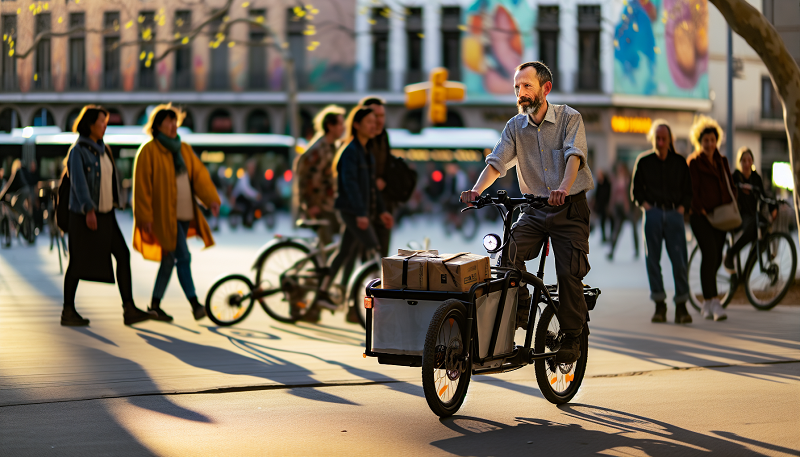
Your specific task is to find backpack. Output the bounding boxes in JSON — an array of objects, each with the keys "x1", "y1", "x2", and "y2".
[
  {"x1": 382, "y1": 155, "x2": 418, "y2": 203},
  {"x1": 56, "y1": 167, "x2": 70, "y2": 233}
]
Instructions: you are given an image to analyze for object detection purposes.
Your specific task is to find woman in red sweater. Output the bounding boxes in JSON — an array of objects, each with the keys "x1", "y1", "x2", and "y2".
[{"x1": 687, "y1": 115, "x2": 736, "y2": 322}]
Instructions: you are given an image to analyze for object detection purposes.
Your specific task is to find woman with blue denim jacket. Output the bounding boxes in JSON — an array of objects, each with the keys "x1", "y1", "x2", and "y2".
[
  {"x1": 316, "y1": 107, "x2": 394, "y2": 323},
  {"x1": 61, "y1": 105, "x2": 153, "y2": 326}
]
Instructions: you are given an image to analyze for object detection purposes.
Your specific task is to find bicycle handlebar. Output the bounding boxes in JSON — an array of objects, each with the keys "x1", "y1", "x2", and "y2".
[
  {"x1": 735, "y1": 182, "x2": 789, "y2": 206},
  {"x1": 461, "y1": 191, "x2": 551, "y2": 213}
]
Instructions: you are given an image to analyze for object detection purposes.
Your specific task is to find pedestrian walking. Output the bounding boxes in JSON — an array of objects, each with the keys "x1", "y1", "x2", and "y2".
[
  {"x1": 61, "y1": 105, "x2": 153, "y2": 326},
  {"x1": 592, "y1": 169, "x2": 612, "y2": 242},
  {"x1": 687, "y1": 115, "x2": 734, "y2": 321},
  {"x1": 132, "y1": 104, "x2": 221, "y2": 322},
  {"x1": 724, "y1": 147, "x2": 778, "y2": 272},
  {"x1": 316, "y1": 107, "x2": 394, "y2": 323},
  {"x1": 360, "y1": 97, "x2": 395, "y2": 258},
  {"x1": 607, "y1": 161, "x2": 639, "y2": 260},
  {"x1": 293, "y1": 105, "x2": 345, "y2": 247},
  {"x1": 230, "y1": 158, "x2": 262, "y2": 228},
  {"x1": 461, "y1": 61, "x2": 594, "y2": 364},
  {"x1": 631, "y1": 120, "x2": 693, "y2": 324}
]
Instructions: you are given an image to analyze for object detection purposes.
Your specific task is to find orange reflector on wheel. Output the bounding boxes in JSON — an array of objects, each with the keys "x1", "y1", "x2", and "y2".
[
  {"x1": 438, "y1": 385, "x2": 448, "y2": 396},
  {"x1": 295, "y1": 301, "x2": 307, "y2": 309},
  {"x1": 565, "y1": 374, "x2": 574, "y2": 382},
  {"x1": 449, "y1": 318, "x2": 454, "y2": 327},
  {"x1": 364, "y1": 297, "x2": 373, "y2": 309},
  {"x1": 550, "y1": 377, "x2": 557, "y2": 385}
]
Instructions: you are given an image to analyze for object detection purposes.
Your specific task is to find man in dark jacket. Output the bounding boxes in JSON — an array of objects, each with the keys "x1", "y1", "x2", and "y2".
[
  {"x1": 361, "y1": 96, "x2": 394, "y2": 258},
  {"x1": 631, "y1": 120, "x2": 693, "y2": 324}
]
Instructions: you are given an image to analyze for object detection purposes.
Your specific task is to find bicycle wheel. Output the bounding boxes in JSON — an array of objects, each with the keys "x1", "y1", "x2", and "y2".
[
  {"x1": 20, "y1": 217, "x2": 36, "y2": 244},
  {"x1": 350, "y1": 262, "x2": 380, "y2": 329},
  {"x1": 687, "y1": 243, "x2": 735, "y2": 311},
  {"x1": 534, "y1": 304, "x2": 588, "y2": 405},
  {"x1": 254, "y1": 241, "x2": 319, "y2": 323},
  {"x1": 422, "y1": 299, "x2": 472, "y2": 418},
  {"x1": 205, "y1": 274, "x2": 256, "y2": 326},
  {"x1": 745, "y1": 232, "x2": 797, "y2": 310}
]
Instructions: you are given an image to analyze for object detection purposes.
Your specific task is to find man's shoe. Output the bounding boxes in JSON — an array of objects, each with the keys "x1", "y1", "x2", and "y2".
[
  {"x1": 651, "y1": 301, "x2": 667, "y2": 323},
  {"x1": 675, "y1": 302, "x2": 693, "y2": 324},
  {"x1": 190, "y1": 297, "x2": 207, "y2": 320},
  {"x1": 555, "y1": 333, "x2": 581, "y2": 364},
  {"x1": 61, "y1": 306, "x2": 90, "y2": 326},
  {"x1": 712, "y1": 301, "x2": 728, "y2": 321},
  {"x1": 346, "y1": 306, "x2": 361, "y2": 324},
  {"x1": 123, "y1": 302, "x2": 155, "y2": 326},
  {"x1": 148, "y1": 298, "x2": 174, "y2": 322}
]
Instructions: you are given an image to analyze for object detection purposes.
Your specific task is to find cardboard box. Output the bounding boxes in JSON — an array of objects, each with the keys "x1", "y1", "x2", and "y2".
[
  {"x1": 381, "y1": 250, "x2": 439, "y2": 290},
  {"x1": 428, "y1": 252, "x2": 491, "y2": 292}
]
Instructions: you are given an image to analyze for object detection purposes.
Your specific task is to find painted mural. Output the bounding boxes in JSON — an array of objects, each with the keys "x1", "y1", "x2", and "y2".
[
  {"x1": 462, "y1": 0, "x2": 535, "y2": 97},
  {"x1": 613, "y1": 0, "x2": 709, "y2": 98}
]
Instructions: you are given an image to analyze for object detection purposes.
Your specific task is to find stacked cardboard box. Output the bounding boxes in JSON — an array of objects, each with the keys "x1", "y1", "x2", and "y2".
[{"x1": 381, "y1": 249, "x2": 490, "y2": 292}]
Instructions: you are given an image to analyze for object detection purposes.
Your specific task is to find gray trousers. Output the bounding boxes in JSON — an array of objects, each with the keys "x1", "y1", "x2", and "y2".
[{"x1": 505, "y1": 198, "x2": 591, "y2": 335}]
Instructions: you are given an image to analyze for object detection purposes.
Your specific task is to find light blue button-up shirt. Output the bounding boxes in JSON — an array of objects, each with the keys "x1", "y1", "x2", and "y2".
[{"x1": 486, "y1": 103, "x2": 594, "y2": 197}]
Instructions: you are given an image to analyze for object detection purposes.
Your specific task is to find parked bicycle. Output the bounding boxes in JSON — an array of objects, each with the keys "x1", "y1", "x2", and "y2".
[
  {"x1": 687, "y1": 185, "x2": 797, "y2": 311},
  {"x1": 364, "y1": 190, "x2": 600, "y2": 417},
  {"x1": 37, "y1": 181, "x2": 68, "y2": 273},
  {"x1": 0, "y1": 192, "x2": 36, "y2": 247},
  {"x1": 204, "y1": 219, "x2": 379, "y2": 328}
]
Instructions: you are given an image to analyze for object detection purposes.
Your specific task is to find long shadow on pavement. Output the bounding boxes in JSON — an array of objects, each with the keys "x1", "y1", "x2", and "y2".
[{"x1": 432, "y1": 404, "x2": 792, "y2": 456}]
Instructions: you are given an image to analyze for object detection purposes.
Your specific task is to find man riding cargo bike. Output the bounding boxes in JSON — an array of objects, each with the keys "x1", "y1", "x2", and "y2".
[{"x1": 362, "y1": 62, "x2": 600, "y2": 417}]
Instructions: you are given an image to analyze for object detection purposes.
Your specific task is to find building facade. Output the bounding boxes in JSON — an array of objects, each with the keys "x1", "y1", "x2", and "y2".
[{"x1": 0, "y1": 0, "x2": 356, "y2": 136}]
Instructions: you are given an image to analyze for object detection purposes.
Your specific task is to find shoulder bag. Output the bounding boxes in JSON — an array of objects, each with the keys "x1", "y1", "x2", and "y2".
[{"x1": 707, "y1": 169, "x2": 742, "y2": 231}]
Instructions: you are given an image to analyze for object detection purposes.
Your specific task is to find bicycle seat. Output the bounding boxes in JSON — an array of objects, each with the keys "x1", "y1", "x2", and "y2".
[{"x1": 296, "y1": 219, "x2": 330, "y2": 230}]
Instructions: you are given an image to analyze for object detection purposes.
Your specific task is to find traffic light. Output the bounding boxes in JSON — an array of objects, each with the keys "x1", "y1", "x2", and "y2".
[{"x1": 429, "y1": 68, "x2": 449, "y2": 125}]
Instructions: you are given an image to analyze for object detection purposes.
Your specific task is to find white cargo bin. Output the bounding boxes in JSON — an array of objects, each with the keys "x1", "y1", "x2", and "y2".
[
  {"x1": 475, "y1": 287, "x2": 518, "y2": 360},
  {"x1": 371, "y1": 297, "x2": 443, "y2": 356}
]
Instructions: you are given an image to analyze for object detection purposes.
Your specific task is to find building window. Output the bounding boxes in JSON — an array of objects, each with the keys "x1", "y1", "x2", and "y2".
[
  {"x1": 370, "y1": 7, "x2": 390, "y2": 90},
  {"x1": 34, "y1": 13, "x2": 51, "y2": 90},
  {"x1": 1, "y1": 15, "x2": 17, "y2": 91},
  {"x1": 31, "y1": 108, "x2": 55, "y2": 127},
  {"x1": 65, "y1": 107, "x2": 82, "y2": 131},
  {"x1": 405, "y1": 7, "x2": 423, "y2": 84},
  {"x1": 174, "y1": 11, "x2": 192, "y2": 90},
  {"x1": 139, "y1": 12, "x2": 156, "y2": 89},
  {"x1": 761, "y1": 76, "x2": 783, "y2": 119},
  {"x1": 538, "y1": 6, "x2": 559, "y2": 89},
  {"x1": 441, "y1": 7, "x2": 461, "y2": 81},
  {"x1": 209, "y1": 15, "x2": 229, "y2": 90},
  {"x1": 68, "y1": 13, "x2": 86, "y2": 89},
  {"x1": 286, "y1": 8, "x2": 306, "y2": 90},
  {"x1": 103, "y1": 12, "x2": 120, "y2": 90},
  {"x1": 0, "y1": 108, "x2": 20, "y2": 132},
  {"x1": 248, "y1": 9, "x2": 267, "y2": 89},
  {"x1": 577, "y1": 5, "x2": 601, "y2": 92},
  {"x1": 208, "y1": 109, "x2": 233, "y2": 133},
  {"x1": 246, "y1": 109, "x2": 271, "y2": 133}
]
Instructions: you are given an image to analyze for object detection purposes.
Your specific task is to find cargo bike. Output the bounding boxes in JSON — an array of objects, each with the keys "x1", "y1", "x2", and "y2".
[{"x1": 363, "y1": 191, "x2": 600, "y2": 417}]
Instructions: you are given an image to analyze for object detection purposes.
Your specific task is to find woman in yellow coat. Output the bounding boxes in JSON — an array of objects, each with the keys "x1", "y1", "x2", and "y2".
[{"x1": 133, "y1": 104, "x2": 220, "y2": 321}]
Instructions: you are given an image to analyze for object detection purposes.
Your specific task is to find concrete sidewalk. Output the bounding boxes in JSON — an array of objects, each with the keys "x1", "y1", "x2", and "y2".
[{"x1": 1, "y1": 213, "x2": 799, "y2": 407}]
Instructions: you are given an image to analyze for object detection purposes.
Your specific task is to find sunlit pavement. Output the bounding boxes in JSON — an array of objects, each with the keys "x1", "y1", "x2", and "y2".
[{"x1": 1, "y1": 212, "x2": 798, "y2": 456}]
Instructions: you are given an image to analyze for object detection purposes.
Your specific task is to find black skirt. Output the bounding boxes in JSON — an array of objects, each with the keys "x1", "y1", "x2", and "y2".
[{"x1": 67, "y1": 211, "x2": 119, "y2": 283}]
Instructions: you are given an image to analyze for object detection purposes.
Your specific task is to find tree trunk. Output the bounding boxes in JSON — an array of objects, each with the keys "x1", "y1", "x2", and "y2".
[{"x1": 709, "y1": 0, "x2": 800, "y2": 242}]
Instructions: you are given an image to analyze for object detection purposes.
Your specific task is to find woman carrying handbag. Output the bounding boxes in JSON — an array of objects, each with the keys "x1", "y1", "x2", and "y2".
[{"x1": 687, "y1": 115, "x2": 738, "y2": 322}]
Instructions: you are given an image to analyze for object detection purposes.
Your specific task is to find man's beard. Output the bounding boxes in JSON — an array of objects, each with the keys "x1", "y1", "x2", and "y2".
[{"x1": 517, "y1": 93, "x2": 543, "y2": 115}]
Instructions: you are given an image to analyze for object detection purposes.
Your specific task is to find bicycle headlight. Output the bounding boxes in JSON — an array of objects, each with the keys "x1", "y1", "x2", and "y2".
[{"x1": 483, "y1": 234, "x2": 502, "y2": 253}]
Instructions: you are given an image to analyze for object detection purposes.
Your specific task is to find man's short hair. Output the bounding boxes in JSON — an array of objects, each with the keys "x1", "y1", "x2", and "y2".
[
  {"x1": 515, "y1": 61, "x2": 553, "y2": 87},
  {"x1": 359, "y1": 96, "x2": 385, "y2": 107},
  {"x1": 313, "y1": 105, "x2": 346, "y2": 134}
]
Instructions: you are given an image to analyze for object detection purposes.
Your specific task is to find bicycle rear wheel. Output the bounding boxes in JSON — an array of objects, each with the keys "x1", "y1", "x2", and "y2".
[
  {"x1": 205, "y1": 274, "x2": 256, "y2": 326},
  {"x1": 687, "y1": 243, "x2": 735, "y2": 311},
  {"x1": 745, "y1": 232, "x2": 797, "y2": 310},
  {"x1": 534, "y1": 304, "x2": 588, "y2": 405},
  {"x1": 254, "y1": 241, "x2": 319, "y2": 323}
]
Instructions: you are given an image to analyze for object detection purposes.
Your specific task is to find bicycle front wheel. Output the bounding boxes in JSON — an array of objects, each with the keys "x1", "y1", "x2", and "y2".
[
  {"x1": 254, "y1": 241, "x2": 319, "y2": 323},
  {"x1": 534, "y1": 304, "x2": 588, "y2": 405},
  {"x1": 687, "y1": 243, "x2": 735, "y2": 311},
  {"x1": 745, "y1": 232, "x2": 797, "y2": 310},
  {"x1": 205, "y1": 274, "x2": 256, "y2": 326}
]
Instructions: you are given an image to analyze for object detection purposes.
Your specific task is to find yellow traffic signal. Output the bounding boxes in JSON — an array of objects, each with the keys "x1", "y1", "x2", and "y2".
[
  {"x1": 403, "y1": 67, "x2": 466, "y2": 126},
  {"x1": 429, "y1": 68, "x2": 448, "y2": 125}
]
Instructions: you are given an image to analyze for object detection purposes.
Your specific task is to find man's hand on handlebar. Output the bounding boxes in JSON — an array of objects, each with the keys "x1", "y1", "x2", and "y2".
[
  {"x1": 548, "y1": 189, "x2": 568, "y2": 206},
  {"x1": 460, "y1": 190, "x2": 481, "y2": 206}
]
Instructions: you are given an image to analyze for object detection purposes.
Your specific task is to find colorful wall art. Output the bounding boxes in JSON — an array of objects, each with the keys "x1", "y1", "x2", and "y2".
[
  {"x1": 462, "y1": 0, "x2": 536, "y2": 98},
  {"x1": 613, "y1": 0, "x2": 709, "y2": 98}
]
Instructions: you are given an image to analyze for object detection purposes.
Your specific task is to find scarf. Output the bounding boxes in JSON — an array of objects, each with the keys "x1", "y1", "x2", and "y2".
[{"x1": 156, "y1": 132, "x2": 187, "y2": 175}]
